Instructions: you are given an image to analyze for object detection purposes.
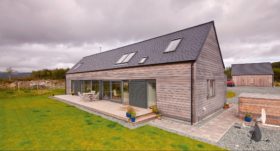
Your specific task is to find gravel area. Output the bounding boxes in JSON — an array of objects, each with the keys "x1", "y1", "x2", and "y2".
[
  {"x1": 227, "y1": 87, "x2": 280, "y2": 104},
  {"x1": 218, "y1": 123, "x2": 280, "y2": 151}
]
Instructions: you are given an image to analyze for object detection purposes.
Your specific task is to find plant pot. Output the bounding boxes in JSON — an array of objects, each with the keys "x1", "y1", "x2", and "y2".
[
  {"x1": 223, "y1": 106, "x2": 229, "y2": 109},
  {"x1": 130, "y1": 117, "x2": 136, "y2": 122},
  {"x1": 244, "y1": 117, "x2": 252, "y2": 122},
  {"x1": 126, "y1": 112, "x2": 131, "y2": 118}
]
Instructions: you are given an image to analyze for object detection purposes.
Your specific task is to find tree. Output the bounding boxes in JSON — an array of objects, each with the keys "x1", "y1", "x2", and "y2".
[
  {"x1": 31, "y1": 68, "x2": 69, "y2": 80},
  {"x1": 6, "y1": 67, "x2": 14, "y2": 81},
  {"x1": 224, "y1": 67, "x2": 232, "y2": 80}
]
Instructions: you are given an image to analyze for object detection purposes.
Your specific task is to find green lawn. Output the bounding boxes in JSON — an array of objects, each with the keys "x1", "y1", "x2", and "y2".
[
  {"x1": 0, "y1": 89, "x2": 224, "y2": 150},
  {"x1": 226, "y1": 90, "x2": 236, "y2": 99}
]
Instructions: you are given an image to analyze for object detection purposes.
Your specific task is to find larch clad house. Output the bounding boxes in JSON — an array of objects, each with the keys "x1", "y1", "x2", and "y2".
[
  {"x1": 232, "y1": 63, "x2": 274, "y2": 87},
  {"x1": 66, "y1": 21, "x2": 226, "y2": 124}
]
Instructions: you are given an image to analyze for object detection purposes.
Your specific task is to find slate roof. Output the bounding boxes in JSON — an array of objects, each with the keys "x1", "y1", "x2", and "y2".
[
  {"x1": 68, "y1": 21, "x2": 216, "y2": 74},
  {"x1": 231, "y1": 62, "x2": 274, "y2": 76}
]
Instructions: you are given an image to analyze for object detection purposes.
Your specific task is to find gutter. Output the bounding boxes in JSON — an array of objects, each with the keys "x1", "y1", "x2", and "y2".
[{"x1": 190, "y1": 62, "x2": 195, "y2": 125}]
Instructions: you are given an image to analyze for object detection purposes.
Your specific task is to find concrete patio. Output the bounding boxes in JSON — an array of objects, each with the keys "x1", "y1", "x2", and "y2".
[
  {"x1": 149, "y1": 104, "x2": 241, "y2": 143},
  {"x1": 53, "y1": 95, "x2": 156, "y2": 124}
]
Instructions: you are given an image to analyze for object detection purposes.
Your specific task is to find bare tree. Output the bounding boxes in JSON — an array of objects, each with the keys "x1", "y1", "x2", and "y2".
[{"x1": 6, "y1": 67, "x2": 13, "y2": 81}]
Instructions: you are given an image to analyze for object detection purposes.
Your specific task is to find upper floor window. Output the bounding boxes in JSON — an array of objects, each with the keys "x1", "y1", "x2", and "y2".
[
  {"x1": 139, "y1": 57, "x2": 148, "y2": 64},
  {"x1": 73, "y1": 63, "x2": 82, "y2": 70},
  {"x1": 207, "y1": 79, "x2": 215, "y2": 98},
  {"x1": 122, "y1": 52, "x2": 136, "y2": 63},
  {"x1": 164, "y1": 39, "x2": 182, "y2": 53},
  {"x1": 116, "y1": 52, "x2": 136, "y2": 64}
]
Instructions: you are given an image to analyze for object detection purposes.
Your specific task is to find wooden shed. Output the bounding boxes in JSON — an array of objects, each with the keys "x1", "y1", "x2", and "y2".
[{"x1": 232, "y1": 62, "x2": 274, "y2": 87}]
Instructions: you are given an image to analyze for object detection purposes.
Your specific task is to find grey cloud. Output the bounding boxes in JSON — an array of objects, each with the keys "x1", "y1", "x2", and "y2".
[{"x1": 0, "y1": 0, "x2": 279, "y2": 71}]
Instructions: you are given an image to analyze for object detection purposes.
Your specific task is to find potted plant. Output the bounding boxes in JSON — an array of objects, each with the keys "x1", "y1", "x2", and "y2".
[
  {"x1": 223, "y1": 103, "x2": 230, "y2": 109},
  {"x1": 151, "y1": 105, "x2": 159, "y2": 114},
  {"x1": 151, "y1": 105, "x2": 161, "y2": 119},
  {"x1": 130, "y1": 111, "x2": 136, "y2": 123},
  {"x1": 244, "y1": 113, "x2": 252, "y2": 122},
  {"x1": 126, "y1": 106, "x2": 134, "y2": 118}
]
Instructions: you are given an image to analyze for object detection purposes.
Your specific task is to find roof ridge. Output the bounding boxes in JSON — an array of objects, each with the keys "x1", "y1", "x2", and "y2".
[
  {"x1": 232, "y1": 62, "x2": 271, "y2": 66},
  {"x1": 83, "y1": 21, "x2": 214, "y2": 58}
]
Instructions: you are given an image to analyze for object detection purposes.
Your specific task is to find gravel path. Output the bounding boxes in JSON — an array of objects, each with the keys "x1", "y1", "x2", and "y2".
[
  {"x1": 227, "y1": 87, "x2": 280, "y2": 104},
  {"x1": 218, "y1": 123, "x2": 280, "y2": 151}
]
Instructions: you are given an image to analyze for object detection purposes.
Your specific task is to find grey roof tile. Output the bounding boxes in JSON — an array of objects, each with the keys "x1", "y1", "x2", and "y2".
[
  {"x1": 232, "y1": 62, "x2": 274, "y2": 76},
  {"x1": 68, "y1": 21, "x2": 213, "y2": 73}
]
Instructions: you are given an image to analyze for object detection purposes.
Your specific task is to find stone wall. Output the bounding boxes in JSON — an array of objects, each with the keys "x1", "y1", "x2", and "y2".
[{"x1": 0, "y1": 80, "x2": 65, "y2": 89}]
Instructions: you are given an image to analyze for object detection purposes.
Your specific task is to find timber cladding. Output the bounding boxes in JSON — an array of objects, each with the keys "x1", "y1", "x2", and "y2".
[
  {"x1": 239, "y1": 95, "x2": 280, "y2": 125},
  {"x1": 232, "y1": 75, "x2": 273, "y2": 87},
  {"x1": 66, "y1": 63, "x2": 192, "y2": 121},
  {"x1": 193, "y1": 26, "x2": 226, "y2": 122}
]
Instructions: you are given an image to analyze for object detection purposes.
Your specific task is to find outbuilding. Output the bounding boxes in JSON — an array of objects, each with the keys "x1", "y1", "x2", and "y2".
[{"x1": 232, "y1": 62, "x2": 274, "y2": 87}]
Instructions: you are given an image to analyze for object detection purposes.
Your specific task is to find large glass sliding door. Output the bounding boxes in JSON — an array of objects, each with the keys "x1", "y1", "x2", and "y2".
[
  {"x1": 71, "y1": 80, "x2": 81, "y2": 95},
  {"x1": 102, "y1": 81, "x2": 111, "y2": 100},
  {"x1": 101, "y1": 81, "x2": 122, "y2": 103},
  {"x1": 123, "y1": 81, "x2": 129, "y2": 105},
  {"x1": 83, "y1": 80, "x2": 92, "y2": 93},
  {"x1": 92, "y1": 80, "x2": 99, "y2": 94},
  {"x1": 112, "y1": 81, "x2": 122, "y2": 102}
]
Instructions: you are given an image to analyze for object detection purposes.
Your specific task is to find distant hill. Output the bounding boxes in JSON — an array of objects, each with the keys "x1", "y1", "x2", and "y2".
[{"x1": 0, "y1": 72, "x2": 31, "y2": 79}]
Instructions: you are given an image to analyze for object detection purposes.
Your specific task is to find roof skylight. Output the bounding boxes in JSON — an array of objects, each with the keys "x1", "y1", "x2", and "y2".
[
  {"x1": 122, "y1": 52, "x2": 136, "y2": 63},
  {"x1": 116, "y1": 52, "x2": 136, "y2": 64},
  {"x1": 73, "y1": 63, "x2": 82, "y2": 70},
  {"x1": 164, "y1": 39, "x2": 182, "y2": 52},
  {"x1": 139, "y1": 57, "x2": 148, "y2": 64},
  {"x1": 116, "y1": 54, "x2": 129, "y2": 64}
]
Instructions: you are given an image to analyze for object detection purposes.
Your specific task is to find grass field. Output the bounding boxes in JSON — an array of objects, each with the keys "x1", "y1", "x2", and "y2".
[{"x1": 0, "y1": 89, "x2": 224, "y2": 150}]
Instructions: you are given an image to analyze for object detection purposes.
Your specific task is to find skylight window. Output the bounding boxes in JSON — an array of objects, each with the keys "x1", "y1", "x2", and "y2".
[
  {"x1": 164, "y1": 39, "x2": 182, "y2": 52},
  {"x1": 116, "y1": 52, "x2": 136, "y2": 64},
  {"x1": 73, "y1": 63, "x2": 82, "y2": 70},
  {"x1": 139, "y1": 57, "x2": 148, "y2": 64},
  {"x1": 123, "y1": 52, "x2": 136, "y2": 63},
  {"x1": 116, "y1": 54, "x2": 129, "y2": 64}
]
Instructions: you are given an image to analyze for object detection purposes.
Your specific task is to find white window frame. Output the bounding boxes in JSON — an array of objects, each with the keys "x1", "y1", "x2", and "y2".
[
  {"x1": 122, "y1": 52, "x2": 136, "y2": 63},
  {"x1": 116, "y1": 54, "x2": 129, "y2": 64},
  {"x1": 164, "y1": 39, "x2": 182, "y2": 53},
  {"x1": 139, "y1": 57, "x2": 148, "y2": 64},
  {"x1": 73, "y1": 63, "x2": 82, "y2": 70}
]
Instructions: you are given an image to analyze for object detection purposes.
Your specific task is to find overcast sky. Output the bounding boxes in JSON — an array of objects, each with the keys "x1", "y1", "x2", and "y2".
[{"x1": 0, "y1": 0, "x2": 279, "y2": 72}]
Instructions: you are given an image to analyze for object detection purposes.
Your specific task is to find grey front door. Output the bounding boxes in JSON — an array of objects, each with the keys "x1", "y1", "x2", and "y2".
[{"x1": 129, "y1": 80, "x2": 147, "y2": 108}]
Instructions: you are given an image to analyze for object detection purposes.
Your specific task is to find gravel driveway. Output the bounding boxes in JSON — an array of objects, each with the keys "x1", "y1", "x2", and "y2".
[
  {"x1": 227, "y1": 86, "x2": 280, "y2": 104},
  {"x1": 218, "y1": 87, "x2": 280, "y2": 150},
  {"x1": 218, "y1": 123, "x2": 280, "y2": 151}
]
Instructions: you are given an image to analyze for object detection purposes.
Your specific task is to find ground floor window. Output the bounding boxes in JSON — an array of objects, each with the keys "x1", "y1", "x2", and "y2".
[
  {"x1": 83, "y1": 80, "x2": 92, "y2": 93},
  {"x1": 92, "y1": 80, "x2": 99, "y2": 94},
  {"x1": 102, "y1": 81, "x2": 111, "y2": 100},
  {"x1": 70, "y1": 79, "x2": 156, "y2": 108},
  {"x1": 111, "y1": 81, "x2": 122, "y2": 101},
  {"x1": 207, "y1": 79, "x2": 215, "y2": 98}
]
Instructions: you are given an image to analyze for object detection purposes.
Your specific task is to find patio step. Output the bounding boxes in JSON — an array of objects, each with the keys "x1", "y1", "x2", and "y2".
[{"x1": 135, "y1": 113, "x2": 157, "y2": 124}]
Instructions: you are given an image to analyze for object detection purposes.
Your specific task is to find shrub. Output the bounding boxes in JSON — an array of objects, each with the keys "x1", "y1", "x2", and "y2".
[
  {"x1": 245, "y1": 113, "x2": 252, "y2": 118},
  {"x1": 130, "y1": 111, "x2": 136, "y2": 118},
  {"x1": 126, "y1": 106, "x2": 135, "y2": 114},
  {"x1": 151, "y1": 105, "x2": 159, "y2": 114}
]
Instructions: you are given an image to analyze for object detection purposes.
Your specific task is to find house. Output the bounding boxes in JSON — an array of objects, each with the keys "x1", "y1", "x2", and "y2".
[
  {"x1": 66, "y1": 21, "x2": 226, "y2": 124},
  {"x1": 231, "y1": 62, "x2": 274, "y2": 87}
]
